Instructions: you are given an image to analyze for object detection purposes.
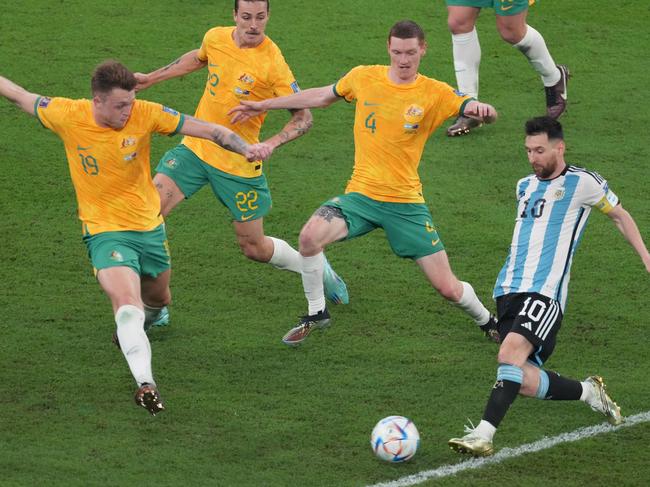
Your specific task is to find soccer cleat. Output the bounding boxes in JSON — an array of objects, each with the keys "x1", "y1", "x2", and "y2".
[
  {"x1": 134, "y1": 383, "x2": 165, "y2": 416},
  {"x1": 323, "y1": 258, "x2": 349, "y2": 305},
  {"x1": 282, "y1": 309, "x2": 331, "y2": 346},
  {"x1": 545, "y1": 65, "x2": 570, "y2": 119},
  {"x1": 584, "y1": 375, "x2": 624, "y2": 426},
  {"x1": 449, "y1": 424, "x2": 494, "y2": 457},
  {"x1": 479, "y1": 315, "x2": 501, "y2": 344},
  {"x1": 446, "y1": 115, "x2": 482, "y2": 137},
  {"x1": 145, "y1": 306, "x2": 170, "y2": 331}
]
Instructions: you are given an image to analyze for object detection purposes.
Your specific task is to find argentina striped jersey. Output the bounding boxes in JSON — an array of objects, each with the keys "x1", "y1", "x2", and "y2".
[{"x1": 494, "y1": 166, "x2": 619, "y2": 311}]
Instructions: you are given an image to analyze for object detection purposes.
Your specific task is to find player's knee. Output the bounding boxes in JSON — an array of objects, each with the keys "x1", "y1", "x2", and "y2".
[
  {"x1": 448, "y1": 17, "x2": 474, "y2": 35},
  {"x1": 298, "y1": 229, "x2": 321, "y2": 256},
  {"x1": 437, "y1": 282, "x2": 463, "y2": 302},
  {"x1": 498, "y1": 25, "x2": 525, "y2": 44}
]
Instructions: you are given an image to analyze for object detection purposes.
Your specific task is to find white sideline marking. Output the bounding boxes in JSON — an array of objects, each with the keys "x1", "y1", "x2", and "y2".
[{"x1": 367, "y1": 410, "x2": 650, "y2": 487}]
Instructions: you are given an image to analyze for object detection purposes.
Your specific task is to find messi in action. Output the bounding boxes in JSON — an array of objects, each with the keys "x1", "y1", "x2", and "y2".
[{"x1": 449, "y1": 117, "x2": 650, "y2": 456}]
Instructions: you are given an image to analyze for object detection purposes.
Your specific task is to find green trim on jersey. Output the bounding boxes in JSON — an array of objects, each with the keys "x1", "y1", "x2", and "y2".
[
  {"x1": 34, "y1": 96, "x2": 46, "y2": 128},
  {"x1": 458, "y1": 97, "x2": 475, "y2": 117},
  {"x1": 170, "y1": 113, "x2": 186, "y2": 136}
]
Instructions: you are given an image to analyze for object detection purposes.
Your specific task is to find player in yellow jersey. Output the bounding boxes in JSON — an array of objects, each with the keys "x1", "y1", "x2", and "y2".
[
  {"x1": 0, "y1": 60, "x2": 270, "y2": 415},
  {"x1": 133, "y1": 0, "x2": 349, "y2": 307},
  {"x1": 230, "y1": 20, "x2": 500, "y2": 346},
  {"x1": 445, "y1": 0, "x2": 569, "y2": 136}
]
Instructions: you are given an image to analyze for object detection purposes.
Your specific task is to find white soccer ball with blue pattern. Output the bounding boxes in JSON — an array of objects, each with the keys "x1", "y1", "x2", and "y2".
[{"x1": 370, "y1": 415, "x2": 420, "y2": 462}]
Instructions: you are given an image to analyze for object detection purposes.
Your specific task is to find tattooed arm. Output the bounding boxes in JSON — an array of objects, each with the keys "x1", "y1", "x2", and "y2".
[
  {"x1": 179, "y1": 115, "x2": 273, "y2": 162},
  {"x1": 262, "y1": 108, "x2": 313, "y2": 150},
  {"x1": 134, "y1": 49, "x2": 207, "y2": 91}
]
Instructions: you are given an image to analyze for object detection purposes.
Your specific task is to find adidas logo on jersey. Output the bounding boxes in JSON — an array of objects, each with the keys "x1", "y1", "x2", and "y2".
[{"x1": 521, "y1": 321, "x2": 533, "y2": 331}]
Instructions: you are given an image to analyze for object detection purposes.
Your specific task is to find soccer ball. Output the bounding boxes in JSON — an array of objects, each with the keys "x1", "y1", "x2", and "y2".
[{"x1": 370, "y1": 415, "x2": 420, "y2": 462}]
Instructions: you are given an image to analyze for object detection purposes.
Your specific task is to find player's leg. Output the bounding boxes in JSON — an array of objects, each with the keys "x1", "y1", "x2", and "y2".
[
  {"x1": 449, "y1": 331, "x2": 533, "y2": 456},
  {"x1": 446, "y1": 4, "x2": 483, "y2": 136},
  {"x1": 386, "y1": 204, "x2": 496, "y2": 339},
  {"x1": 87, "y1": 230, "x2": 165, "y2": 415},
  {"x1": 282, "y1": 202, "x2": 354, "y2": 346},
  {"x1": 139, "y1": 225, "x2": 173, "y2": 329},
  {"x1": 496, "y1": 6, "x2": 569, "y2": 118},
  {"x1": 155, "y1": 144, "x2": 211, "y2": 217},
  {"x1": 520, "y1": 364, "x2": 623, "y2": 425}
]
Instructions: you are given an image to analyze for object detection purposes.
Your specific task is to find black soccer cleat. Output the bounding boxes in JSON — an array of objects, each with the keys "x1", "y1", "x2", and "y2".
[
  {"x1": 479, "y1": 315, "x2": 500, "y2": 344},
  {"x1": 545, "y1": 64, "x2": 570, "y2": 119},
  {"x1": 134, "y1": 383, "x2": 165, "y2": 416}
]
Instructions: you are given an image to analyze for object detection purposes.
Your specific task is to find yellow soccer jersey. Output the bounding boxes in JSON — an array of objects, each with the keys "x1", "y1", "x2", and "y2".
[
  {"x1": 183, "y1": 26, "x2": 299, "y2": 178},
  {"x1": 35, "y1": 96, "x2": 184, "y2": 234},
  {"x1": 334, "y1": 65, "x2": 472, "y2": 203}
]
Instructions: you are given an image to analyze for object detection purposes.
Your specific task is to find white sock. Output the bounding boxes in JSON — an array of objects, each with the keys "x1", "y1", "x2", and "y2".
[
  {"x1": 454, "y1": 281, "x2": 490, "y2": 326},
  {"x1": 115, "y1": 305, "x2": 154, "y2": 386},
  {"x1": 579, "y1": 381, "x2": 593, "y2": 402},
  {"x1": 513, "y1": 25, "x2": 561, "y2": 86},
  {"x1": 268, "y1": 237, "x2": 302, "y2": 274},
  {"x1": 475, "y1": 420, "x2": 497, "y2": 441},
  {"x1": 301, "y1": 252, "x2": 326, "y2": 315},
  {"x1": 451, "y1": 28, "x2": 481, "y2": 98}
]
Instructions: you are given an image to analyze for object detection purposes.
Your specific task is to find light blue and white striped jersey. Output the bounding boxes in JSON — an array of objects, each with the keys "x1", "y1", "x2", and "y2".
[{"x1": 494, "y1": 165, "x2": 619, "y2": 311}]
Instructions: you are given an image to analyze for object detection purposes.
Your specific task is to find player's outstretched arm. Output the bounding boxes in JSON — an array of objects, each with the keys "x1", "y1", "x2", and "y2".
[
  {"x1": 606, "y1": 204, "x2": 650, "y2": 273},
  {"x1": 262, "y1": 108, "x2": 313, "y2": 150},
  {"x1": 179, "y1": 115, "x2": 272, "y2": 162},
  {"x1": 135, "y1": 49, "x2": 207, "y2": 91},
  {"x1": 229, "y1": 85, "x2": 339, "y2": 124},
  {"x1": 462, "y1": 100, "x2": 498, "y2": 124},
  {"x1": 0, "y1": 76, "x2": 40, "y2": 116}
]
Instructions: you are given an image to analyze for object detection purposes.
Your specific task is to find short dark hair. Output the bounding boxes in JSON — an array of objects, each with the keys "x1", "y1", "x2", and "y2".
[
  {"x1": 525, "y1": 116, "x2": 564, "y2": 141},
  {"x1": 388, "y1": 20, "x2": 425, "y2": 44},
  {"x1": 234, "y1": 0, "x2": 269, "y2": 13},
  {"x1": 91, "y1": 60, "x2": 136, "y2": 96}
]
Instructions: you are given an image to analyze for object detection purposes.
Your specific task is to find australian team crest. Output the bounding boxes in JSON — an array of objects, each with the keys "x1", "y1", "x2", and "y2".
[
  {"x1": 234, "y1": 72, "x2": 255, "y2": 98},
  {"x1": 403, "y1": 104, "x2": 424, "y2": 132}
]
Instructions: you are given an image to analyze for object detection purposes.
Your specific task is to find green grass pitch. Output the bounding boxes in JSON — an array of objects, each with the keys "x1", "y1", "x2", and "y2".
[{"x1": 1, "y1": 1, "x2": 648, "y2": 485}]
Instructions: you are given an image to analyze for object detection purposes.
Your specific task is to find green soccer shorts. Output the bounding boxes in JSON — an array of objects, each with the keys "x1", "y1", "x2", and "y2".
[
  {"x1": 156, "y1": 144, "x2": 272, "y2": 222},
  {"x1": 446, "y1": 0, "x2": 533, "y2": 16},
  {"x1": 83, "y1": 224, "x2": 171, "y2": 277},
  {"x1": 323, "y1": 192, "x2": 445, "y2": 260}
]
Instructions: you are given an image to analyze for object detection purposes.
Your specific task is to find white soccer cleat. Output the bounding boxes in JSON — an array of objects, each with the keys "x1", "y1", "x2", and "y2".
[{"x1": 584, "y1": 375, "x2": 624, "y2": 426}]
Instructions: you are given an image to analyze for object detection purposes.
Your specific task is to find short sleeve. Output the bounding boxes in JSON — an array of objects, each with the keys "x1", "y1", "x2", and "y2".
[
  {"x1": 34, "y1": 96, "x2": 70, "y2": 134},
  {"x1": 333, "y1": 66, "x2": 363, "y2": 102},
  {"x1": 197, "y1": 30, "x2": 210, "y2": 62},
  {"x1": 270, "y1": 51, "x2": 300, "y2": 98},
  {"x1": 141, "y1": 100, "x2": 185, "y2": 136},
  {"x1": 436, "y1": 82, "x2": 473, "y2": 121},
  {"x1": 582, "y1": 173, "x2": 619, "y2": 213}
]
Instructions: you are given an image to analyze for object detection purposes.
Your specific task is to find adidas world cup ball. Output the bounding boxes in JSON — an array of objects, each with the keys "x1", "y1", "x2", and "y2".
[{"x1": 370, "y1": 415, "x2": 420, "y2": 462}]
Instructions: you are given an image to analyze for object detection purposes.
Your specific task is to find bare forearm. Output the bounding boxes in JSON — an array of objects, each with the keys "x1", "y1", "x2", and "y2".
[
  {"x1": 613, "y1": 209, "x2": 650, "y2": 265},
  {"x1": 265, "y1": 109, "x2": 313, "y2": 149},
  {"x1": 259, "y1": 86, "x2": 337, "y2": 111},
  {"x1": 145, "y1": 50, "x2": 206, "y2": 86},
  {"x1": 211, "y1": 127, "x2": 250, "y2": 156},
  {"x1": 0, "y1": 76, "x2": 38, "y2": 114}
]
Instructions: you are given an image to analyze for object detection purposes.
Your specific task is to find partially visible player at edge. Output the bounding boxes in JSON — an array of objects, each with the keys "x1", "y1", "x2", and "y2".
[
  {"x1": 0, "y1": 61, "x2": 270, "y2": 415},
  {"x1": 230, "y1": 20, "x2": 500, "y2": 346},
  {"x1": 445, "y1": 0, "x2": 569, "y2": 136},
  {"x1": 449, "y1": 117, "x2": 650, "y2": 457},
  {"x1": 133, "y1": 0, "x2": 349, "y2": 308}
]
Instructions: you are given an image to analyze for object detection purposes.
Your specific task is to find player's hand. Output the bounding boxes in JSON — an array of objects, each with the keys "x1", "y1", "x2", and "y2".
[
  {"x1": 229, "y1": 101, "x2": 266, "y2": 124},
  {"x1": 464, "y1": 101, "x2": 498, "y2": 124},
  {"x1": 134, "y1": 73, "x2": 153, "y2": 92},
  {"x1": 245, "y1": 142, "x2": 273, "y2": 162}
]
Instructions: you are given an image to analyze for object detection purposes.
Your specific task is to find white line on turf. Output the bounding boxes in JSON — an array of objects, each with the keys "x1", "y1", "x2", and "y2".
[{"x1": 367, "y1": 410, "x2": 650, "y2": 487}]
